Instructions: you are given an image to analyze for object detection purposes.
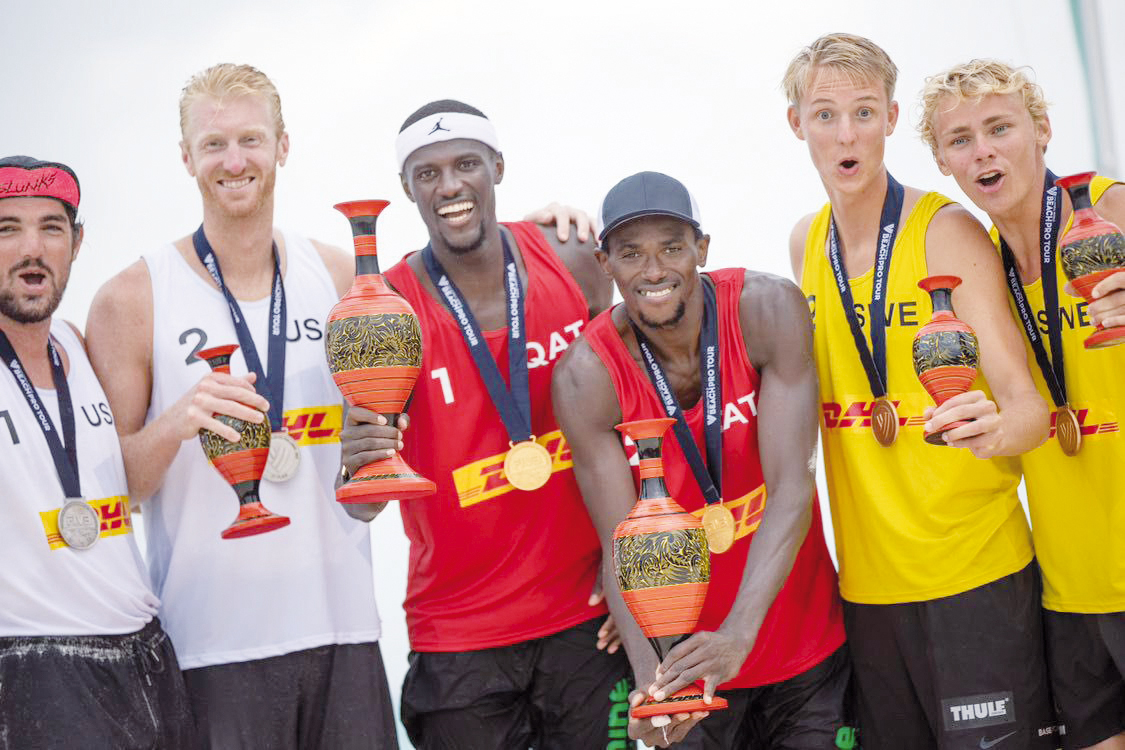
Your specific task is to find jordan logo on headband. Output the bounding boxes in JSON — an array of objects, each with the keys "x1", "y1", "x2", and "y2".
[{"x1": 428, "y1": 118, "x2": 451, "y2": 135}]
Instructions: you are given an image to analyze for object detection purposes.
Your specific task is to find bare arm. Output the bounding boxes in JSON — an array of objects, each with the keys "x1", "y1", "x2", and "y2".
[
  {"x1": 86, "y1": 260, "x2": 269, "y2": 501},
  {"x1": 311, "y1": 239, "x2": 354, "y2": 299},
  {"x1": 553, "y1": 339, "x2": 706, "y2": 747},
  {"x1": 651, "y1": 273, "x2": 818, "y2": 701},
  {"x1": 540, "y1": 225, "x2": 613, "y2": 319},
  {"x1": 788, "y1": 213, "x2": 817, "y2": 282},
  {"x1": 924, "y1": 204, "x2": 1049, "y2": 457}
]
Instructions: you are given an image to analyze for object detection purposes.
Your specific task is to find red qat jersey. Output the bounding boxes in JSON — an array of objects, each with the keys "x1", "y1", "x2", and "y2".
[
  {"x1": 583, "y1": 268, "x2": 845, "y2": 688},
  {"x1": 384, "y1": 222, "x2": 604, "y2": 652}
]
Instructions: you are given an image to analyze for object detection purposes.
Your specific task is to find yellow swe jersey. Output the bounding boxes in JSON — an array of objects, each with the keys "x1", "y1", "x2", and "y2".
[
  {"x1": 990, "y1": 176, "x2": 1125, "y2": 613},
  {"x1": 802, "y1": 192, "x2": 1032, "y2": 604}
]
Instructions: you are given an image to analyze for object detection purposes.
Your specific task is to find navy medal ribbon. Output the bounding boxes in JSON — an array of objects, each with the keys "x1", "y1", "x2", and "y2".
[
  {"x1": 628, "y1": 277, "x2": 723, "y2": 506},
  {"x1": 0, "y1": 331, "x2": 80, "y2": 498},
  {"x1": 827, "y1": 173, "x2": 905, "y2": 400},
  {"x1": 421, "y1": 233, "x2": 533, "y2": 443},
  {"x1": 192, "y1": 227, "x2": 287, "y2": 431}
]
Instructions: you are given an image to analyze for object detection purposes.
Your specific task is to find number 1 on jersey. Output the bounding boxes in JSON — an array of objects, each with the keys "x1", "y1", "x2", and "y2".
[{"x1": 431, "y1": 367, "x2": 455, "y2": 405}]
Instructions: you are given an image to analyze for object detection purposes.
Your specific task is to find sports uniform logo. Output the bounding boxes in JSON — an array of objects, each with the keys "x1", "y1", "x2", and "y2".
[
  {"x1": 822, "y1": 400, "x2": 925, "y2": 430},
  {"x1": 606, "y1": 678, "x2": 631, "y2": 749},
  {"x1": 452, "y1": 430, "x2": 573, "y2": 507},
  {"x1": 427, "y1": 118, "x2": 450, "y2": 135},
  {"x1": 690, "y1": 484, "x2": 765, "y2": 543},
  {"x1": 280, "y1": 405, "x2": 342, "y2": 445},
  {"x1": 39, "y1": 496, "x2": 133, "y2": 550},
  {"x1": 979, "y1": 730, "x2": 1017, "y2": 749},
  {"x1": 1048, "y1": 406, "x2": 1119, "y2": 439},
  {"x1": 941, "y1": 691, "x2": 1015, "y2": 731}
]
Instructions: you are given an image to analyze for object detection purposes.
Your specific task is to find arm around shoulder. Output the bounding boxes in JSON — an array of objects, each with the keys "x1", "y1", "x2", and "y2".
[{"x1": 540, "y1": 226, "x2": 613, "y2": 318}]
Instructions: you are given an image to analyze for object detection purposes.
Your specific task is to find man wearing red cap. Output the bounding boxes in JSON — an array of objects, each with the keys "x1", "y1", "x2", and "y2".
[{"x1": 0, "y1": 155, "x2": 195, "y2": 747}]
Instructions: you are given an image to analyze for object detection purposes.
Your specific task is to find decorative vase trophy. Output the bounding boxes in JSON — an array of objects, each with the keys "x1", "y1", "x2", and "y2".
[
  {"x1": 196, "y1": 345, "x2": 291, "y2": 539},
  {"x1": 613, "y1": 417, "x2": 728, "y2": 720},
  {"x1": 1055, "y1": 171, "x2": 1125, "y2": 349},
  {"x1": 326, "y1": 200, "x2": 436, "y2": 503},
  {"x1": 912, "y1": 276, "x2": 980, "y2": 445}
]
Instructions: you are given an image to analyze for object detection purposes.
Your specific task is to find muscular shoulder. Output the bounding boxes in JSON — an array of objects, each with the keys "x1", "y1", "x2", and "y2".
[
  {"x1": 310, "y1": 239, "x2": 353, "y2": 298},
  {"x1": 788, "y1": 211, "x2": 818, "y2": 281},
  {"x1": 534, "y1": 225, "x2": 612, "y2": 318},
  {"x1": 552, "y1": 336, "x2": 621, "y2": 428},
  {"x1": 88, "y1": 259, "x2": 154, "y2": 331},
  {"x1": 1095, "y1": 181, "x2": 1125, "y2": 227},
  {"x1": 925, "y1": 202, "x2": 995, "y2": 259},
  {"x1": 738, "y1": 270, "x2": 814, "y2": 370}
]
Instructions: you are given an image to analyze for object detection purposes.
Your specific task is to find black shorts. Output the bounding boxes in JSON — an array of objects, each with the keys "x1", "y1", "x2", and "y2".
[
  {"x1": 400, "y1": 616, "x2": 636, "y2": 749},
  {"x1": 183, "y1": 640, "x2": 397, "y2": 749},
  {"x1": 0, "y1": 617, "x2": 195, "y2": 749},
  {"x1": 844, "y1": 562, "x2": 1057, "y2": 750},
  {"x1": 1044, "y1": 609, "x2": 1125, "y2": 749},
  {"x1": 677, "y1": 644, "x2": 852, "y2": 750}
]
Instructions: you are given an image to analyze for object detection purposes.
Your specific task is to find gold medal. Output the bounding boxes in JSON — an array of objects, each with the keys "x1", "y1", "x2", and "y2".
[
  {"x1": 503, "y1": 439, "x2": 553, "y2": 491},
  {"x1": 700, "y1": 504, "x2": 735, "y2": 554},
  {"x1": 1056, "y1": 406, "x2": 1082, "y2": 457},
  {"x1": 871, "y1": 397, "x2": 899, "y2": 447}
]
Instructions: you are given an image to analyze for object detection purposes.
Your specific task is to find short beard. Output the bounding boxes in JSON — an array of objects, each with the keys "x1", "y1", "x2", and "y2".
[
  {"x1": 443, "y1": 224, "x2": 488, "y2": 256},
  {"x1": 638, "y1": 301, "x2": 686, "y2": 329},
  {"x1": 0, "y1": 287, "x2": 63, "y2": 324}
]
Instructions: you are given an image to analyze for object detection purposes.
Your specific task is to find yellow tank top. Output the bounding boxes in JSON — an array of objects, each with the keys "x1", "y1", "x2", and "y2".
[
  {"x1": 989, "y1": 176, "x2": 1125, "y2": 613},
  {"x1": 801, "y1": 192, "x2": 1032, "y2": 604}
]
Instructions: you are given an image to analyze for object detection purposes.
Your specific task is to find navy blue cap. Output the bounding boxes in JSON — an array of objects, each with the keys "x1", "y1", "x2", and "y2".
[{"x1": 596, "y1": 171, "x2": 701, "y2": 245}]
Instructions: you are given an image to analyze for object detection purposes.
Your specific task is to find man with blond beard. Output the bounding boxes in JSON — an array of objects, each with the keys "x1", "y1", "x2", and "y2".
[{"x1": 920, "y1": 59, "x2": 1125, "y2": 750}]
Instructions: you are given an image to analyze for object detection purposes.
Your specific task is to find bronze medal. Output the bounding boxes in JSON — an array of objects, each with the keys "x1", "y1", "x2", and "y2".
[
  {"x1": 503, "y1": 439, "x2": 553, "y2": 491},
  {"x1": 871, "y1": 397, "x2": 899, "y2": 447},
  {"x1": 700, "y1": 504, "x2": 735, "y2": 554},
  {"x1": 1056, "y1": 406, "x2": 1082, "y2": 457}
]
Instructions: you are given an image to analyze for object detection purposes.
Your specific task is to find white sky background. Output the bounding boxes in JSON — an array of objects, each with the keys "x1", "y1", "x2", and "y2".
[{"x1": 5, "y1": 1, "x2": 1123, "y2": 746}]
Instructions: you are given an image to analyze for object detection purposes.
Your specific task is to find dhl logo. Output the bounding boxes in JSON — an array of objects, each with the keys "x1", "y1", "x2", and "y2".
[
  {"x1": 822, "y1": 401, "x2": 925, "y2": 430},
  {"x1": 453, "y1": 430, "x2": 573, "y2": 508},
  {"x1": 1048, "y1": 408, "x2": 1119, "y2": 438},
  {"x1": 40, "y1": 496, "x2": 133, "y2": 550},
  {"x1": 280, "y1": 405, "x2": 342, "y2": 445},
  {"x1": 690, "y1": 484, "x2": 767, "y2": 543}
]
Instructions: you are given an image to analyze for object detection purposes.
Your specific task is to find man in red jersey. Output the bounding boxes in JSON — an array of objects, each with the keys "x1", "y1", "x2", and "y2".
[
  {"x1": 553, "y1": 171, "x2": 848, "y2": 748},
  {"x1": 340, "y1": 100, "x2": 632, "y2": 749}
]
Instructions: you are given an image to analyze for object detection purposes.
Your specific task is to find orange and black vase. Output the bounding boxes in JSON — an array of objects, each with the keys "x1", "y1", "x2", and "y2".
[
  {"x1": 196, "y1": 345, "x2": 291, "y2": 539},
  {"x1": 613, "y1": 417, "x2": 728, "y2": 720},
  {"x1": 326, "y1": 200, "x2": 436, "y2": 503},
  {"x1": 1055, "y1": 171, "x2": 1125, "y2": 349},
  {"x1": 913, "y1": 276, "x2": 980, "y2": 445}
]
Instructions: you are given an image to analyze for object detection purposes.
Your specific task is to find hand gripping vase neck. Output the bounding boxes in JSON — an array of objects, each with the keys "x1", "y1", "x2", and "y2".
[
  {"x1": 1055, "y1": 171, "x2": 1125, "y2": 349},
  {"x1": 912, "y1": 276, "x2": 980, "y2": 445},
  {"x1": 326, "y1": 200, "x2": 436, "y2": 502},
  {"x1": 195, "y1": 344, "x2": 291, "y2": 538},
  {"x1": 612, "y1": 417, "x2": 728, "y2": 719}
]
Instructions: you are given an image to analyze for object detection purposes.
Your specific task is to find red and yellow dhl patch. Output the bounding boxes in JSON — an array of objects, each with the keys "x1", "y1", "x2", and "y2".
[
  {"x1": 1048, "y1": 408, "x2": 1119, "y2": 438},
  {"x1": 822, "y1": 400, "x2": 925, "y2": 429},
  {"x1": 281, "y1": 405, "x2": 342, "y2": 446},
  {"x1": 690, "y1": 484, "x2": 767, "y2": 543},
  {"x1": 40, "y1": 496, "x2": 133, "y2": 550},
  {"x1": 452, "y1": 430, "x2": 573, "y2": 508}
]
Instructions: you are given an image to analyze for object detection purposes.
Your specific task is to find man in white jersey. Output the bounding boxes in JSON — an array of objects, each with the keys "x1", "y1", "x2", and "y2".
[
  {"x1": 0, "y1": 155, "x2": 195, "y2": 747},
  {"x1": 84, "y1": 64, "x2": 398, "y2": 748}
]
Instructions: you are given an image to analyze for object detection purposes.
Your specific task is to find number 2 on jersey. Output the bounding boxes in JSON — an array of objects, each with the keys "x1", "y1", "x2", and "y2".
[{"x1": 431, "y1": 367, "x2": 455, "y2": 405}]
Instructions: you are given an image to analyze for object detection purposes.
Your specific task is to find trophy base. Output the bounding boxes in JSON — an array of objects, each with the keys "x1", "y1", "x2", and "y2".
[
  {"x1": 630, "y1": 688, "x2": 729, "y2": 720},
  {"x1": 1085, "y1": 324, "x2": 1125, "y2": 349},
  {"x1": 924, "y1": 419, "x2": 972, "y2": 446},
  {"x1": 221, "y1": 502, "x2": 291, "y2": 539},
  {"x1": 337, "y1": 454, "x2": 436, "y2": 503}
]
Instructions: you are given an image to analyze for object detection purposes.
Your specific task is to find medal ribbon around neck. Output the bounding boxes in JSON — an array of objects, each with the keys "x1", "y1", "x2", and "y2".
[
  {"x1": 998, "y1": 169, "x2": 1080, "y2": 455},
  {"x1": 192, "y1": 227, "x2": 288, "y2": 432},
  {"x1": 0, "y1": 331, "x2": 80, "y2": 498},
  {"x1": 999, "y1": 169, "x2": 1068, "y2": 409},
  {"x1": 827, "y1": 173, "x2": 905, "y2": 403},
  {"x1": 628, "y1": 278, "x2": 723, "y2": 509},
  {"x1": 421, "y1": 233, "x2": 534, "y2": 444}
]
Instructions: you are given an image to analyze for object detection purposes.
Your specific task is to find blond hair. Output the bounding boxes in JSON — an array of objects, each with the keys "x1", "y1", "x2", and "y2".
[
  {"x1": 179, "y1": 63, "x2": 285, "y2": 141},
  {"x1": 918, "y1": 59, "x2": 1049, "y2": 155},
  {"x1": 782, "y1": 33, "x2": 898, "y2": 107}
]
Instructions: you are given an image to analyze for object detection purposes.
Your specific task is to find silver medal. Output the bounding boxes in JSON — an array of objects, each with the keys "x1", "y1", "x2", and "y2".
[
  {"x1": 264, "y1": 431, "x2": 301, "y2": 483},
  {"x1": 58, "y1": 499, "x2": 101, "y2": 550}
]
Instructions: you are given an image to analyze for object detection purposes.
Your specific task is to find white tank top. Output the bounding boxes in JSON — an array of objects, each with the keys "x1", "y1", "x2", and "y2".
[
  {"x1": 142, "y1": 230, "x2": 380, "y2": 669},
  {"x1": 0, "y1": 320, "x2": 158, "y2": 636}
]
